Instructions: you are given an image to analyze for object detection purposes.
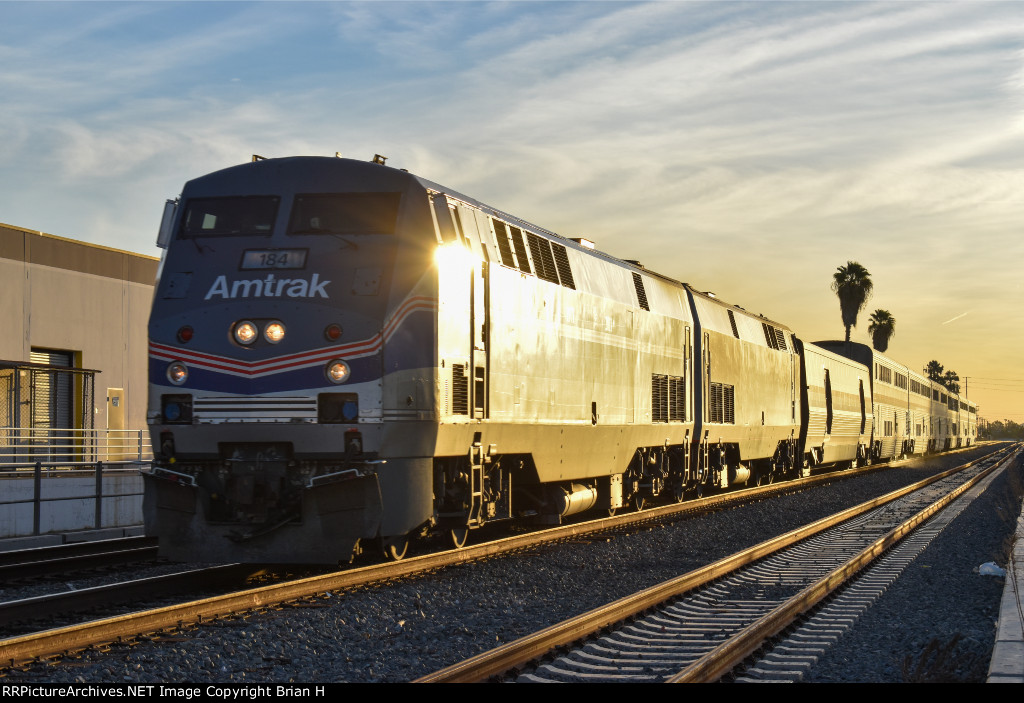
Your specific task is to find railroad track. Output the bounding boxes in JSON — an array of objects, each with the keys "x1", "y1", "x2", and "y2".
[
  {"x1": 414, "y1": 445, "x2": 1016, "y2": 682},
  {"x1": 0, "y1": 536, "x2": 159, "y2": 581},
  {"x1": 0, "y1": 444, "x2": 999, "y2": 674},
  {"x1": 0, "y1": 564, "x2": 265, "y2": 633}
]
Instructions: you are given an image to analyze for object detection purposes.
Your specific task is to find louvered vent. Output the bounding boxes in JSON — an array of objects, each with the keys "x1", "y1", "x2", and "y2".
[
  {"x1": 452, "y1": 364, "x2": 469, "y2": 415},
  {"x1": 773, "y1": 327, "x2": 787, "y2": 351},
  {"x1": 727, "y1": 310, "x2": 740, "y2": 339},
  {"x1": 709, "y1": 382, "x2": 735, "y2": 424},
  {"x1": 709, "y1": 383, "x2": 723, "y2": 423},
  {"x1": 551, "y1": 242, "x2": 575, "y2": 289},
  {"x1": 652, "y1": 374, "x2": 668, "y2": 423},
  {"x1": 492, "y1": 219, "x2": 516, "y2": 268},
  {"x1": 632, "y1": 273, "x2": 649, "y2": 311},
  {"x1": 509, "y1": 226, "x2": 532, "y2": 273},
  {"x1": 669, "y1": 376, "x2": 685, "y2": 421},
  {"x1": 527, "y1": 233, "x2": 560, "y2": 284},
  {"x1": 762, "y1": 323, "x2": 787, "y2": 351}
]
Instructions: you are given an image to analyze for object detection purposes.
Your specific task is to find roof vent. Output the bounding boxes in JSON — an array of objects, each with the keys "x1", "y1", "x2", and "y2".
[{"x1": 632, "y1": 273, "x2": 650, "y2": 311}]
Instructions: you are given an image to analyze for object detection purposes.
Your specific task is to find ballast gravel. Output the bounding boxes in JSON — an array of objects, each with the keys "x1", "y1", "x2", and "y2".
[
  {"x1": 3, "y1": 444, "x2": 1018, "y2": 684},
  {"x1": 804, "y1": 448, "x2": 1021, "y2": 683}
]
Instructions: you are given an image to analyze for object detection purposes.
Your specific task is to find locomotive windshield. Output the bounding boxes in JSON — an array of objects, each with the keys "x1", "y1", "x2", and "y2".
[
  {"x1": 179, "y1": 196, "x2": 279, "y2": 237},
  {"x1": 287, "y1": 192, "x2": 401, "y2": 235}
]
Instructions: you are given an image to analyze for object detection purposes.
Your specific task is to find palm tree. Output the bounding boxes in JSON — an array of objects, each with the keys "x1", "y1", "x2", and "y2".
[
  {"x1": 942, "y1": 370, "x2": 960, "y2": 394},
  {"x1": 831, "y1": 261, "x2": 873, "y2": 342},
  {"x1": 867, "y1": 309, "x2": 896, "y2": 352},
  {"x1": 924, "y1": 360, "x2": 944, "y2": 383}
]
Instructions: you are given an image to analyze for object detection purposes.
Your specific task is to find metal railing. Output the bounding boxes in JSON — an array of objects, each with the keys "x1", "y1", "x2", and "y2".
[
  {"x1": 0, "y1": 460, "x2": 148, "y2": 537},
  {"x1": 0, "y1": 427, "x2": 152, "y2": 466}
]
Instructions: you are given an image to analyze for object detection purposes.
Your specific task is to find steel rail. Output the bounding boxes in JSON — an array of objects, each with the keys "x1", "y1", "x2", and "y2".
[
  {"x1": 0, "y1": 546, "x2": 160, "y2": 581},
  {"x1": 666, "y1": 447, "x2": 1016, "y2": 682},
  {"x1": 0, "y1": 444, "x2": 1003, "y2": 672},
  {"x1": 414, "y1": 445, "x2": 1009, "y2": 682},
  {"x1": 0, "y1": 565, "x2": 258, "y2": 629},
  {"x1": 0, "y1": 537, "x2": 157, "y2": 568}
]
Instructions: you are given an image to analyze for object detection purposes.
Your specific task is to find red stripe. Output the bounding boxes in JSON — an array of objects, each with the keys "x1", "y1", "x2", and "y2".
[
  {"x1": 149, "y1": 334, "x2": 378, "y2": 367},
  {"x1": 150, "y1": 295, "x2": 436, "y2": 376}
]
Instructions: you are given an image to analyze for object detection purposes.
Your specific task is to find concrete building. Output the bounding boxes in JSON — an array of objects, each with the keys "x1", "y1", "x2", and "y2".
[{"x1": 0, "y1": 222, "x2": 157, "y2": 455}]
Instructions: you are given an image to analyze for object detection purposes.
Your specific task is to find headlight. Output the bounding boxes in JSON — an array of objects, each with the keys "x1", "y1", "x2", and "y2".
[
  {"x1": 326, "y1": 360, "x2": 351, "y2": 384},
  {"x1": 167, "y1": 362, "x2": 189, "y2": 386},
  {"x1": 264, "y1": 321, "x2": 285, "y2": 344},
  {"x1": 233, "y1": 320, "x2": 258, "y2": 345}
]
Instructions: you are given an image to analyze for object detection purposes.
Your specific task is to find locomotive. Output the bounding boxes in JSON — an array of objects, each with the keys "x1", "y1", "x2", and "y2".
[{"x1": 143, "y1": 155, "x2": 978, "y2": 564}]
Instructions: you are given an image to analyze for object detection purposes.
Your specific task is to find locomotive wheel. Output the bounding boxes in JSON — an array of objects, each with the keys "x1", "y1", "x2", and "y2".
[
  {"x1": 382, "y1": 534, "x2": 409, "y2": 561},
  {"x1": 671, "y1": 482, "x2": 686, "y2": 503},
  {"x1": 450, "y1": 527, "x2": 470, "y2": 550}
]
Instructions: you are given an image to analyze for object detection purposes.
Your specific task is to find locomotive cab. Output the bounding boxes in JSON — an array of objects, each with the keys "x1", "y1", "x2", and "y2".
[{"x1": 145, "y1": 157, "x2": 441, "y2": 563}]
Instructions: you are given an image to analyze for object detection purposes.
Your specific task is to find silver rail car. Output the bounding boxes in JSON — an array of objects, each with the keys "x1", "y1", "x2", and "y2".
[
  {"x1": 144, "y1": 156, "x2": 977, "y2": 564},
  {"x1": 814, "y1": 341, "x2": 978, "y2": 461}
]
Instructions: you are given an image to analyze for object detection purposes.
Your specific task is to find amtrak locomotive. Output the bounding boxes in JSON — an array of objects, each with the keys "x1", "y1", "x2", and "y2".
[{"x1": 144, "y1": 155, "x2": 978, "y2": 564}]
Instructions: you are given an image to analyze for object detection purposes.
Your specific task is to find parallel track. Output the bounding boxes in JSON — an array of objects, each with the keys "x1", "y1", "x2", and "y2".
[
  {"x1": 0, "y1": 565, "x2": 262, "y2": 631},
  {"x1": 0, "y1": 537, "x2": 159, "y2": 581},
  {"x1": 415, "y1": 445, "x2": 1014, "y2": 682}
]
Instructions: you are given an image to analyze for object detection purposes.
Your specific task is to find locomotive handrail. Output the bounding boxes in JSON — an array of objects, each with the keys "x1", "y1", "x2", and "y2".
[
  {"x1": 306, "y1": 461, "x2": 386, "y2": 488},
  {"x1": 149, "y1": 466, "x2": 198, "y2": 487}
]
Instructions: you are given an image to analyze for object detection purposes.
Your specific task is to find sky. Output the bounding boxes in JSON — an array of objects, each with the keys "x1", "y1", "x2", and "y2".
[{"x1": 2, "y1": 1, "x2": 1023, "y2": 422}]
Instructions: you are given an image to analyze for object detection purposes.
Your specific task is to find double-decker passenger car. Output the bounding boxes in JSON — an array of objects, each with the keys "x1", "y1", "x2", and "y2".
[{"x1": 814, "y1": 341, "x2": 978, "y2": 461}]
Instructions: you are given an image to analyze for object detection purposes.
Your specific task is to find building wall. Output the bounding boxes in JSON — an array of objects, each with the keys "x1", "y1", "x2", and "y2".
[{"x1": 0, "y1": 223, "x2": 158, "y2": 434}]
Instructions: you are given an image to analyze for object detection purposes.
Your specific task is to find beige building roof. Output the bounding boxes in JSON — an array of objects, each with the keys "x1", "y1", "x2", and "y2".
[{"x1": 0, "y1": 222, "x2": 158, "y2": 436}]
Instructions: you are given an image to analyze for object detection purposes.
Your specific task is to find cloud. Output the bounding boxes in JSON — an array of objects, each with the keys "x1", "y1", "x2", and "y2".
[{"x1": 2, "y1": 1, "x2": 1024, "y2": 419}]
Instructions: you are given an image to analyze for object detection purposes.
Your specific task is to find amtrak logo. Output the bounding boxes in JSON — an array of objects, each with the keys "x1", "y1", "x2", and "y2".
[{"x1": 204, "y1": 273, "x2": 330, "y2": 300}]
